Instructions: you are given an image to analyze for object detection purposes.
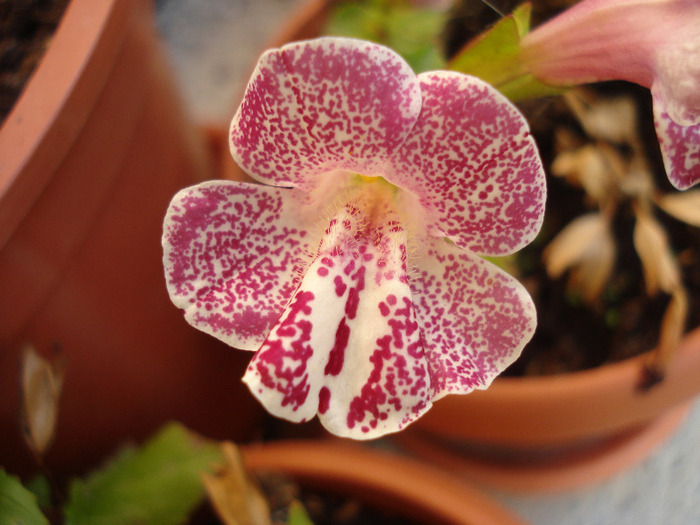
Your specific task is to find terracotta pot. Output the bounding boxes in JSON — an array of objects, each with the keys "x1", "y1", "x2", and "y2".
[
  {"x1": 242, "y1": 440, "x2": 529, "y2": 525},
  {"x1": 398, "y1": 327, "x2": 700, "y2": 491},
  {"x1": 0, "y1": 0, "x2": 263, "y2": 477}
]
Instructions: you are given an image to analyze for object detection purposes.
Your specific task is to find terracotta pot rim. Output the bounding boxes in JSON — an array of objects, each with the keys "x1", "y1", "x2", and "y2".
[
  {"x1": 0, "y1": 0, "x2": 127, "y2": 250},
  {"x1": 487, "y1": 324, "x2": 700, "y2": 394},
  {"x1": 412, "y1": 325, "x2": 700, "y2": 445},
  {"x1": 241, "y1": 440, "x2": 528, "y2": 525},
  {"x1": 397, "y1": 401, "x2": 692, "y2": 493}
]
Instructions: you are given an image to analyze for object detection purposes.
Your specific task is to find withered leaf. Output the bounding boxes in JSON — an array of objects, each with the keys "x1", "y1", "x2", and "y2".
[
  {"x1": 21, "y1": 345, "x2": 65, "y2": 456},
  {"x1": 633, "y1": 210, "x2": 681, "y2": 295},
  {"x1": 656, "y1": 190, "x2": 700, "y2": 227},
  {"x1": 203, "y1": 442, "x2": 271, "y2": 525},
  {"x1": 543, "y1": 213, "x2": 616, "y2": 302}
]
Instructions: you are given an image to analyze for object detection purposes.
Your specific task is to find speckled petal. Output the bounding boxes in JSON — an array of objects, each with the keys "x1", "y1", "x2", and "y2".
[
  {"x1": 386, "y1": 71, "x2": 546, "y2": 256},
  {"x1": 410, "y1": 237, "x2": 536, "y2": 400},
  {"x1": 243, "y1": 190, "x2": 431, "y2": 439},
  {"x1": 653, "y1": 89, "x2": 700, "y2": 190},
  {"x1": 230, "y1": 37, "x2": 421, "y2": 191},
  {"x1": 163, "y1": 181, "x2": 314, "y2": 350}
]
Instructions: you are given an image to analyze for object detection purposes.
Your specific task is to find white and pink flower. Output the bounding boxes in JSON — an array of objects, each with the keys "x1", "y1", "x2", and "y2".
[
  {"x1": 520, "y1": 0, "x2": 700, "y2": 190},
  {"x1": 163, "y1": 37, "x2": 546, "y2": 439}
]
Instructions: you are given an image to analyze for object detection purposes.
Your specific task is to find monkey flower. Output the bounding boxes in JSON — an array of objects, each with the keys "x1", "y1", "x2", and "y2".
[
  {"x1": 521, "y1": 0, "x2": 700, "y2": 190},
  {"x1": 163, "y1": 37, "x2": 546, "y2": 439}
]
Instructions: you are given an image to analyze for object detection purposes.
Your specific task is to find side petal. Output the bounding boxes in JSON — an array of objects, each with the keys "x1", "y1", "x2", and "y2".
[
  {"x1": 230, "y1": 37, "x2": 421, "y2": 191},
  {"x1": 410, "y1": 237, "x2": 537, "y2": 400},
  {"x1": 163, "y1": 181, "x2": 314, "y2": 350},
  {"x1": 243, "y1": 194, "x2": 432, "y2": 439},
  {"x1": 386, "y1": 71, "x2": 546, "y2": 256},
  {"x1": 653, "y1": 88, "x2": 700, "y2": 190}
]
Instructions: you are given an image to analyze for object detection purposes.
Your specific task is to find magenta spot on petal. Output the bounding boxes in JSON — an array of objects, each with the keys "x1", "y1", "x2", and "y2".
[
  {"x1": 317, "y1": 267, "x2": 329, "y2": 277},
  {"x1": 325, "y1": 318, "x2": 349, "y2": 376},
  {"x1": 345, "y1": 266, "x2": 365, "y2": 319},
  {"x1": 386, "y1": 294, "x2": 397, "y2": 306},
  {"x1": 334, "y1": 275, "x2": 347, "y2": 297},
  {"x1": 344, "y1": 260, "x2": 356, "y2": 276},
  {"x1": 318, "y1": 386, "x2": 331, "y2": 414},
  {"x1": 379, "y1": 302, "x2": 390, "y2": 317}
]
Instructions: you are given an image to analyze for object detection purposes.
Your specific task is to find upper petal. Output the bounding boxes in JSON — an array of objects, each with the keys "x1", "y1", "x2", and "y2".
[
  {"x1": 162, "y1": 181, "x2": 314, "y2": 350},
  {"x1": 653, "y1": 88, "x2": 700, "y2": 190},
  {"x1": 652, "y1": 18, "x2": 700, "y2": 128},
  {"x1": 410, "y1": 236, "x2": 537, "y2": 400},
  {"x1": 243, "y1": 190, "x2": 432, "y2": 439},
  {"x1": 230, "y1": 37, "x2": 421, "y2": 191},
  {"x1": 386, "y1": 71, "x2": 546, "y2": 256}
]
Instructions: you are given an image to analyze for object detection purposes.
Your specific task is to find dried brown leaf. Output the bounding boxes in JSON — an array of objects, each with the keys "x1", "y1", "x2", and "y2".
[
  {"x1": 647, "y1": 287, "x2": 688, "y2": 377},
  {"x1": 655, "y1": 190, "x2": 700, "y2": 227},
  {"x1": 633, "y1": 211, "x2": 681, "y2": 295},
  {"x1": 203, "y1": 443, "x2": 271, "y2": 525},
  {"x1": 543, "y1": 213, "x2": 616, "y2": 302},
  {"x1": 565, "y1": 91, "x2": 638, "y2": 144},
  {"x1": 551, "y1": 145, "x2": 616, "y2": 204},
  {"x1": 21, "y1": 345, "x2": 65, "y2": 456}
]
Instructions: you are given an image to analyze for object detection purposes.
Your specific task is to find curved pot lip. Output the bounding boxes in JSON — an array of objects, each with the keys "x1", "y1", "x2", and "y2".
[
  {"x1": 411, "y1": 325, "x2": 700, "y2": 445},
  {"x1": 241, "y1": 440, "x2": 529, "y2": 525},
  {"x1": 0, "y1": 0, "x2": 129, "y2": 250},
  {"x1": 483, "y1": 324, "x2": 700, "y2": 396}
]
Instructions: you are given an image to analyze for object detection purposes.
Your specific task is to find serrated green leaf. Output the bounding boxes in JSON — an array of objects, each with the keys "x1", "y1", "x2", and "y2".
[
  {"x1": 0, "y1": 469, "x2": 50, "y2": 525},
  {"x1": 64, "y1": 423, "x2": 222, "y2": 525}
]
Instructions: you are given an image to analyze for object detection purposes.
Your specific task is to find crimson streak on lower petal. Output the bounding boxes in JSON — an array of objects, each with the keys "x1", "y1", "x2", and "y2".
[
  {"x1": 243, "y1": 193, "x2": 433, "y2": 438},
  {"x1": 347, "y1": 294, "x2": 427, "y2": 434},
  {"x1": 250, "y1": 290, "x2": 316, "y2": 413},
  {"x1": 325, "y1": 318, "x2": 350, "y2": 376}
]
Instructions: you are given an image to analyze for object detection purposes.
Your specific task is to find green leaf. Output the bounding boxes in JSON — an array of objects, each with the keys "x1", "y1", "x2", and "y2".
[
  {"x1": 64, "y1": 423, "x2": 222, "y2": 525},
  {"x1": 449, "y1": 6, "x2": 526, "y2": 85},
  {"x1": 325, "y1": 2, "x2": 386, "y2": 42},
  {"x1": 324, "y1": 1, "x2": 446, "y2": 72},
  {"x1": 511, "y1": 2, "x2": 532, "y2": 36},
  {"x1": 498, "y1": 73, "x2": 565, "y2": 102},
  {"x1": 384, "y1": 6, "x2": 446, "y2": 72},
  {"x1": 0, "y1": 469, "x2": 50, "y2": 525},
  {"x1": 287, "y1": 500, "x2": 314, "y2": 525},
  {"x1": 448, "y1": 3, "x2": 563, "y2": 100},
  {"x1": 25, "y1": 475, "x2": 52, "y2": 510}
]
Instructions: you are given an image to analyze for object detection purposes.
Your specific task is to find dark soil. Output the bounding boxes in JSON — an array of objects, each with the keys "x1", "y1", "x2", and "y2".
[
  {"x1": 0, "y1": 0, "x2": 69, "y2": 123},
  {"x1": 506, "y1": 83, "x2": 700, "y2": 377}
]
